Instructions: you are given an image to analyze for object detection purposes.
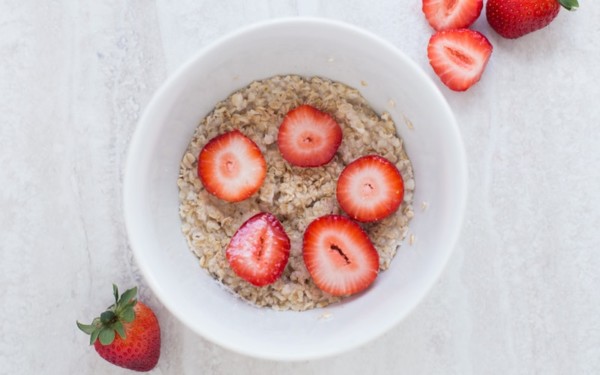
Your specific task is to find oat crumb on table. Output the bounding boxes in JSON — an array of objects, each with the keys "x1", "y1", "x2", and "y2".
[
  {"x1": 177, "y1": 75, "x2": 415, "y2": 311},
  {"x1": 409, "y1": 233, "x2": 416, "y2": 246},
  {"x1": 403, "y1": 114, "x2": 415, "y2": 130}
]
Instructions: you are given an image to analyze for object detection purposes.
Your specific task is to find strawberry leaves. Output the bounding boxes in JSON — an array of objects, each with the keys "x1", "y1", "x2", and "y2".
[
  {"x1": 113, "y1": 321, "x2": 126, "y2": 341},
  {"x1": 77, "y1": 284, "x2": 138, "y2": 346},
  {"x1": 99, "y1": 327, "x2": 116, "y2": 346},
  {"x1": 116, "y1": 285, "x2": 137, "y2": 309},
  {"x1": 559, "y1": 0, "x2": 579, "y2": 11}
]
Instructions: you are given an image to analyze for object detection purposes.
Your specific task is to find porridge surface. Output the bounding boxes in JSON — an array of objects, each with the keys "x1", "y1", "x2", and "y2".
[{"x1": 177, "y1": 75, "x2": 414, "y2": 311}]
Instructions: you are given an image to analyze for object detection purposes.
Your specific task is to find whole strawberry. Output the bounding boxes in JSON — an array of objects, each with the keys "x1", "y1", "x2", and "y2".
[
  {"x1": 77, "y1": 285, "x2": 161, "y2": 372},
  {"x1": 486, "y1": 0, "x2": 579, "y2": 39}
]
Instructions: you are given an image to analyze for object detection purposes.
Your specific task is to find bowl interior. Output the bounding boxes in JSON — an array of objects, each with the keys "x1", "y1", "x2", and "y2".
[{"x1": 124, "y1": 18, "x2": 466, "y2": 361}]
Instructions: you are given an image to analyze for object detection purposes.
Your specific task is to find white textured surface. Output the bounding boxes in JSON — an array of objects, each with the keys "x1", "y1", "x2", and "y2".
[{"x1": 1, "y1": 1, "x2": 599, "y2": 374}]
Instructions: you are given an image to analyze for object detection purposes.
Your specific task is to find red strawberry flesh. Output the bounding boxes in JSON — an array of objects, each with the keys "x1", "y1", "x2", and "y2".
[
  {"x1": 94, "y1": 302, "x2": 160, "y2": 372},
  {"x1": 486, "y1": 0, "x2": 571, "y2": 39},
  {"x1": 198, "y1": 130, "x2": 266, "y2": 202},
  {"x1": 336, "y1": 155, "x2": 404, "y2": 222},
  {"x1": 277, "y1": 104, "x2": 342, "y2": 167},
  {"x1": 427, "y1": 28, "x2": 493, "y2": 92},
  {"x1": 303, "y1": 215, "x2": 379, "y2": 297},
  {"x1": 226, "y1": 212, "x2": 290, "y2": 287},
  {"x1": 422, "y1": 0, "x2": 483, "y2": 31}
]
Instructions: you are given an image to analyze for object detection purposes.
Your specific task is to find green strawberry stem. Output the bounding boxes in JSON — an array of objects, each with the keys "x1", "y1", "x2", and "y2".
[
  {"x1": 559, "y1": 0, "x2": 579, "y2": 11},
  {"x1": 77, "y1": 284, "x2": 138, "y2": 346}
]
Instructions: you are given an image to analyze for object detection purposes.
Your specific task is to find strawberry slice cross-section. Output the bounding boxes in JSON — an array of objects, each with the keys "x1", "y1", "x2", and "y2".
[
  {"x1": 427, "y1": 28, "x2": 493, "y2": 92},
  {"x1": 303, "y1": 215, "x2": 379, "y2": 297},
  {"x1": 422, "y1": 0, "x2": 483, "y2": 31},
  {"x1": 277, "y1": 104, "x2": 343, "y2": 167},
  {"x1": 336, "y1": 155, "x2": 404, "y2": 223},
  {"x1": 226, "y1": 212, "x2": 291, "y2": 287},
  {"x1": 198, "y1": 129, "x2": 267, "y2": 202}
]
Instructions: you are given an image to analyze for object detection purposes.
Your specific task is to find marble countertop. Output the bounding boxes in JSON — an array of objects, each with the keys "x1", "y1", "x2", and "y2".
[{"x1": 2, "y1": 1, "x2": 599, "y2": 374}]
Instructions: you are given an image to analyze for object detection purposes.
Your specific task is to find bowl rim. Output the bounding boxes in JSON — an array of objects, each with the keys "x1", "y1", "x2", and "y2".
[{"x1": 123, "y1": 16, "x2": 468, "y2": 361}]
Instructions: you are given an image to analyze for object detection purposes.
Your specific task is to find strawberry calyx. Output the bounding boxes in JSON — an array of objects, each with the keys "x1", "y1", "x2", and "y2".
[
  {"x1": 558, "y1": 0, "x2": 578, "y2": 11},
  {"x1": 77, "y1": 284, "x2": 138, "y2": 346}
]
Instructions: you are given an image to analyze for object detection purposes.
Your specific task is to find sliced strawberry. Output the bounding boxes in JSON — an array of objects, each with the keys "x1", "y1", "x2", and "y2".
[
  {"x1": 422, "y1": 0, "x2": 483, "y2": 31},
  {"x1": 226, "y1": 212, "x2": 291, "y2": 287},
  {"x1": 198, "y1": 130, "x2": 267, "y2": 202},
  {"x1": 303, "y1": 215, "x2": 379, "y2": 296},
  {"x1": 277, "y1": 104, "x2": 343, "y2": 167},
  {"x1": 427, "y1": 28, "x2": 493, "y2": 92},
  {"x1": 336, "y1": 155, "x2": 404, "y2": 223}
]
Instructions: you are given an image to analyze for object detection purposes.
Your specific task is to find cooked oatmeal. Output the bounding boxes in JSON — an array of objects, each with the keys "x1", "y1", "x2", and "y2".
[{"x1": 177, "y1": 75, "x2": 414, "y2": 311}]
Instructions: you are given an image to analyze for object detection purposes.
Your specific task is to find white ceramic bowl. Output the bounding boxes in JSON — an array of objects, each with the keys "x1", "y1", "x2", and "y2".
[{"x1": 124, "y1": 18, "x2": 467, "y2": 361}]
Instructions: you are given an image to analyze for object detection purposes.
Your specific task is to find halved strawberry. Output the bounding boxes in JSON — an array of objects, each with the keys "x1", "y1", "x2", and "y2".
[
  {"x1": 336, "y1": 155, "x2": 404, "y2": 223},
  {"x1": 427, "y1": 28, "x2": 493, "y2": 92},
  {"x1": 198, "y1": 130, "x2": 267, "y2": 202},
  {"x1": 303, "y1": 215, "x2": 379, "y2": 297},
  {"x1": 277, "y1": 104, "x2": 343, "y2": 167},
  {"x1": 422, "y1": 0, "x2": 483, "y2": 31},
  {"x1": 226, "y1": 212, "x2": 291, "y2": 287}
]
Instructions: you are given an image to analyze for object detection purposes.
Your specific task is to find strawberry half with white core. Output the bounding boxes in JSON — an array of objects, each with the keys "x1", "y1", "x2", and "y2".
[
  {"x1": 336, "y1": 155, "x2": 404, "y2": 223},
  {"x1": 277, "y1": 104, "x2": 343, "y2": 167},
  {"x1": 422, "y1": 0, "x2": 483, "y2": 31},
  {"x1": 303, "y1": 215, "x2": 379, "y2": 297},
  {"x1": 427, "y1": 28, "x2": 493, "y2": 92},
  {"x1": 226, "y1": 212, "x2": 291, "y2": 287},
  {"x1": 198, "y1": 130, "x2": 267, "y2": 202}
]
